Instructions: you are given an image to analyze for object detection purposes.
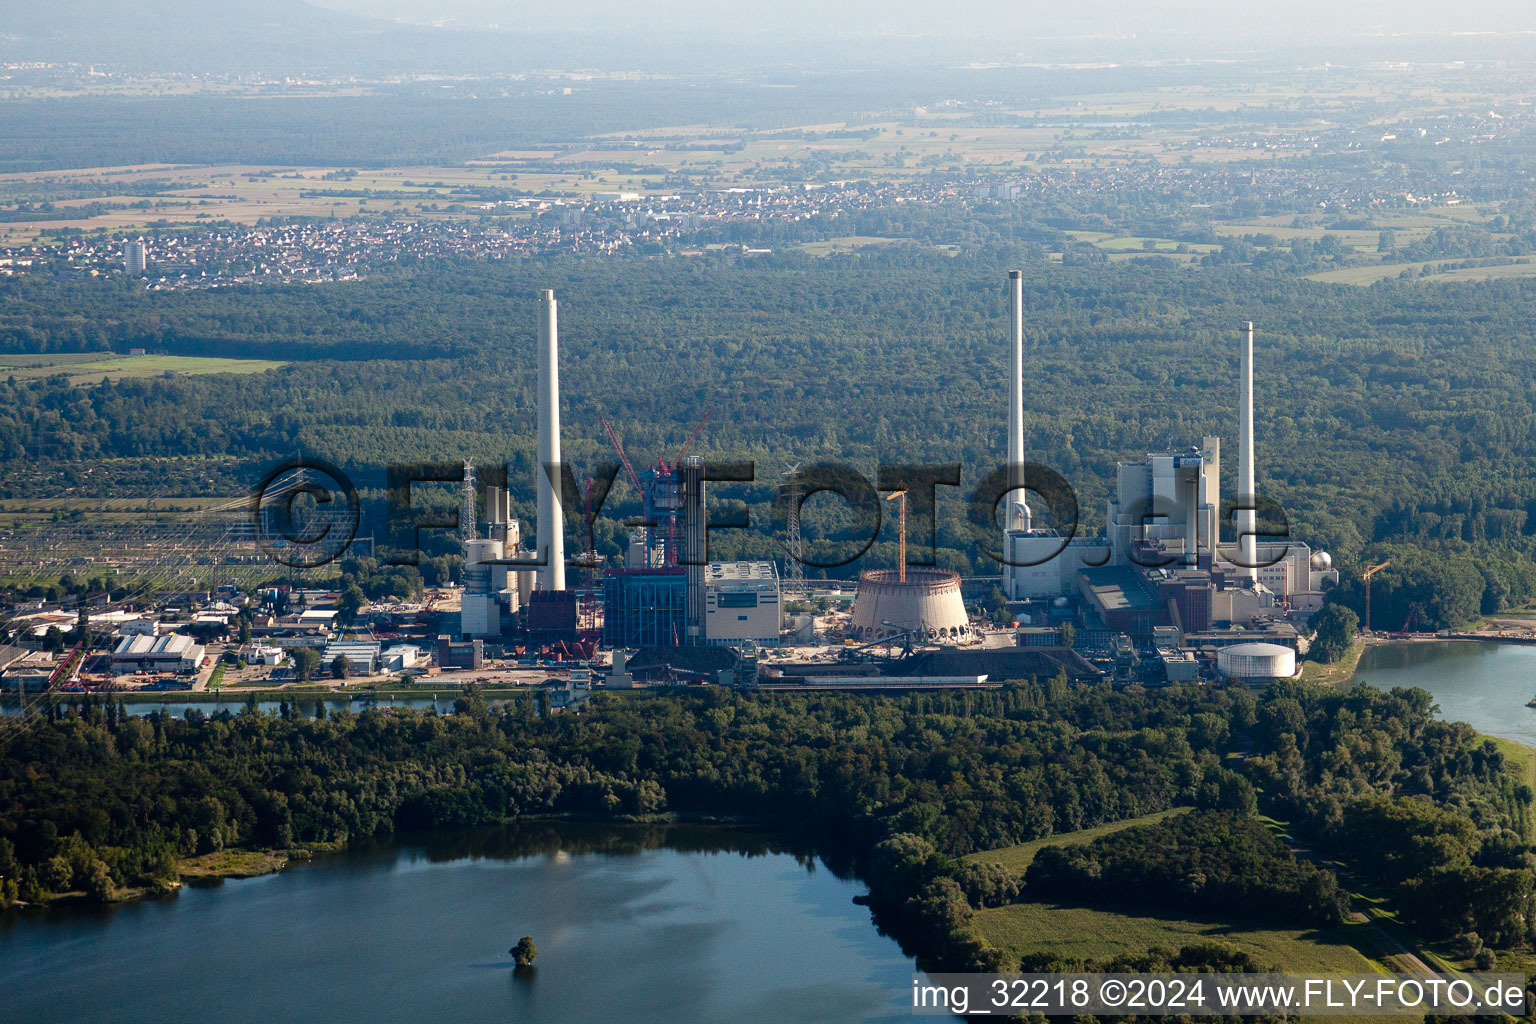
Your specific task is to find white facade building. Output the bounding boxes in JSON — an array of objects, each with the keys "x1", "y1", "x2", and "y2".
[
  {"x1": 111, "y1": 633, "x2": 206, "y2": 674},
  {"x1": 704, "y1": 561, "x2": 782, "y2": 646},
  {"x1": 322, "y1": 641, "x2": 381, "y2": 675},
  {"x1": 1106, "y1": 438, "x2": 1223, "y2": 570},
  {"x1": 381, "y1": 644, "x2": 424, "y2": 673}
]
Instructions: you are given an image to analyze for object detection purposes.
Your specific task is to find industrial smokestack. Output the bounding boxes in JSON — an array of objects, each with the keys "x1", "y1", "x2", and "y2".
[
  {"x1": 1238, "y1": 320, "x2": 1257, "y2": 582},
  {"x1": 680, "y1": 455, "x2": 706, "y2": 645},
  {"x1": 1007, "y1": 271, "x2": 1029, "y2": 531},
  {"x1": 537, "y1": 289, "x2": 566, "y2": 591}
]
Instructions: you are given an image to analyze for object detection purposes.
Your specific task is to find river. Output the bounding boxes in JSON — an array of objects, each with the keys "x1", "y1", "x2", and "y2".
[
  {"x1": 0, "y1": 823, "x2": 922, "y2": 1024},
  {"x1": 1351, "y1": 640, "x2": 1536, "y2": 746}
]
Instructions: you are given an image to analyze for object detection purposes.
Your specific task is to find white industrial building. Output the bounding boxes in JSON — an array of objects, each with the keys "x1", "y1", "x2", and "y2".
[
  {"x1": 111, "y1": 634, "x2": 206, "y2": 674},
  {"x1": 1004, "y1": 530, "x2": 1112, "y2": 600},
  {"x1": 381, "y1": 644, "x2": 424, "y2": 673},
  {"x1": 237, "y1": 644, "x2": 285, "y2": 666},
  {"x1": 459, "y1": 486, "x2": 534, "y2": 639},
  {"x1": 704, "y1": 561, "x2": 782, "y2": 646},
  {"x1": 321, "y1": 641, "x2": 381, "y2": 676},
  {"x1": 1105, "y1": 439, "x2": 1224, "y2": 571}
]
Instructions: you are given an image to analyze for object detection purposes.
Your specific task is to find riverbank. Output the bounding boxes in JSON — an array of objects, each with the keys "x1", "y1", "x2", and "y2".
[
  {"x1": 1300, "y1": 631, "x2": 1527, "y2": 688},
  {"x1": 178, "y1": 848, "x2": 306, "y2": 881},
  {"x1": 1297, "y1": 638, "x2": 1373, "y2": 685},
  {"x1": 8, "y1": 811, "x2": 795, "y2": 912}
]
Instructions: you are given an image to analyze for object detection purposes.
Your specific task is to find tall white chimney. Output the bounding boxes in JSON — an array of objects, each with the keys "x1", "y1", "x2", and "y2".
[
  {"x1": 536, "y1": 289, "x2": 566, "y2": 591},
  {"x1": 1007, "y1": 270, "x2": 1029, "y2": 531},
  {"x1": 1238, "y1": 320, "x2": 1257, "y2": 582}
]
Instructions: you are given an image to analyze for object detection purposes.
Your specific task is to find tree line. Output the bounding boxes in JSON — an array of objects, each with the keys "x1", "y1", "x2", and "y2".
[{"x1": 0, "y1": 676, "x2": 1528, "y2": 973}]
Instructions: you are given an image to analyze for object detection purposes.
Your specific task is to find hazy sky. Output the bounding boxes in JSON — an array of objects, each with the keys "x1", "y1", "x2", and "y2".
[{"x1": 307, "y1": 0, "x2": 1536, "y2": 39}]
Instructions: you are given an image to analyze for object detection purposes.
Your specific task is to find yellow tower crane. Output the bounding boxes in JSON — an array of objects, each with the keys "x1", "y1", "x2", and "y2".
[
  {"x1": 1361, "y1": 560, "x2": 1391, "y2": 634},
  {"x1": 886, "y1": 489, "x2": 908, "y2": 583}
]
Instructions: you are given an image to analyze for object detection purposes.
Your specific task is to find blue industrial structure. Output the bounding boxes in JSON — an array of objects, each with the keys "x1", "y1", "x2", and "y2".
[{"x1": 602, "y1": 568, "x2": 688, "y2": 648}]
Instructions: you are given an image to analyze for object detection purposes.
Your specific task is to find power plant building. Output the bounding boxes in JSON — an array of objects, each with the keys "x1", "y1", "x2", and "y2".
[
  {"x1": 459, "y1": 485, "x2": 530, "y2": 639},
  {"x1": 603, "y1": 569, "x2": 688, "y2": 648},
  {"x1": 1106, "y1": 440, "x2": 1223, "y2": 570},
  {"x1": 703, "y1": 561, "x2": 781, "y2": 646}
]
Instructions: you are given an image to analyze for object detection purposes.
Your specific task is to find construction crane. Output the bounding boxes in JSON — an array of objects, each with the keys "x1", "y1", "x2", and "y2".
[
  {"x1": 886, "y1": 489, "x2": 908, "y2": 583},
  {"x1": 657, "y1": 408, "x2": 713, "y2": 477},
  {"x1": 1361, "y1": 560, "x2": 1391, "y2": 633},
  {"x1": 598, "y1": 416, "x2": 645, "y2": 497}
]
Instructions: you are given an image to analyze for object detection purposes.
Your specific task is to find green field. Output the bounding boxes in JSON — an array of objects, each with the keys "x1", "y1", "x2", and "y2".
[
  {"x1": 0, "y1": 353, "x2": 287, "y2": 385},
  {"x1": 1304, "y1": 261, "x2": 1440, "y2": 286},
  {"x1": 1426, "y1": 261, "x2": 1536, "y2": 283},
  {"x1": 966, "y1": 806, "x2": 1387, "y2": 976},
  {"x1": 973, "y1": 900, "x2": 1384, "y2": 973},
  {"x1": 1308, "y1": 260, "x2": 1536, "y2": 286},
  {"x1": 795, "y1": 235, "x2": 910, "y2": 256},
  {"x1": 964, "y1": 807, "x2": 1192, "y2": 874},
  {"x1": 1485, "y1": 734, "x2": 1536, "y2": 793}
]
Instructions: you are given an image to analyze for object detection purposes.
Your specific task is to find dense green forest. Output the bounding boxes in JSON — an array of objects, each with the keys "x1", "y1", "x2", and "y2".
[
  {"x1": 1024, "y1": 810, "x2": 1348, "y2": 927},
  {"x1": 0, "y1": 679, "x2": 1527, "y2": 970},
  {"x1": 6, "y1": 250, "x2": 1536, "y2": 623}
]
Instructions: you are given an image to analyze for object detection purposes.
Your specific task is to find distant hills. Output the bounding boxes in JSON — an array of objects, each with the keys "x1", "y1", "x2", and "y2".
[
  {"x1": 0, "y1": 0, "x2": 531, "y2": 74},
  {"x1": 4, "y1": 0, "x2": 1536, "y2": 79}
]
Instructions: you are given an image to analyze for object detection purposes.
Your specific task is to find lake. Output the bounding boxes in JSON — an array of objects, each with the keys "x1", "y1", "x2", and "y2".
[
  {"x1": 0, "y1": 823, "x2": 922, "y2": 1024},
  {"x1": 1351, "y1": 640, "x2": 1536, "y2": 746}
]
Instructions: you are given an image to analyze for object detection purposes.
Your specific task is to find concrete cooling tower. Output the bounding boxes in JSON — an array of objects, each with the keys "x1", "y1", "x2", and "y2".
[{"x1": 849, "y1": 568, "x2": 977, "y2": 645}]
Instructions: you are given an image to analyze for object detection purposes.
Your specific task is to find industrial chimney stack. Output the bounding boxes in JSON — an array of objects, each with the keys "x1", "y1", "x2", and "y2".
[
  {"x1": 1007, "y1": 271, "x2": 1029, "y2": 531},
  {"x1": 680, "y1": 455, "x2": 706, "y2": 645},
  {"x1": 1238, "y1": 320, "x2": 1257, "y2": 582},
  {"x1": 537, "y1": 289, "x2": 566, "y2": 591}
]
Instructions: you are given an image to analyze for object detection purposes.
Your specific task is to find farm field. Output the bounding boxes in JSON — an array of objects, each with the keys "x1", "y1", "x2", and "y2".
[
  {"x1": 1426, "y1": 261, "x2": 1536, "y2": 283},
  {"x1": 0, "y1": 353, "x2": 286, "y2": 385},
  {"x1": 1304, "y1": 261, "x2": 1444, "y2": 285},
  {"x1": 973, "y1": 900, "x2": 1384, "y2": 974}
]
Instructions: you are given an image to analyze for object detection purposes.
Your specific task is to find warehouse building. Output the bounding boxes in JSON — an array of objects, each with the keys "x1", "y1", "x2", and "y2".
[
  {"x1": 111, "y1": 633, "x2": 206, "y2": 674},
  {"x1": 321, "y1": 641, "x2": 381, "y2": 676}
]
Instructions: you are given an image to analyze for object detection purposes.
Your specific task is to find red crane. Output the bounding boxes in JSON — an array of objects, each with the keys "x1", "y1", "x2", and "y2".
[
  {"x1": 598, "y1": 415, "x2": 645, "y2": 496},
  {"x1": 659, "y1": 408, "x2": 713, "y2": 475}
]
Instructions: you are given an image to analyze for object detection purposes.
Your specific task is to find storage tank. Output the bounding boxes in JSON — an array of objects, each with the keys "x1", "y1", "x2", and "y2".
[
  {"x1": 848, "y1": 568, "x2": 976, "y2": 645},
  {"x1": 1216, "y1": 642, "x2": 1296, "y2": 681}
]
